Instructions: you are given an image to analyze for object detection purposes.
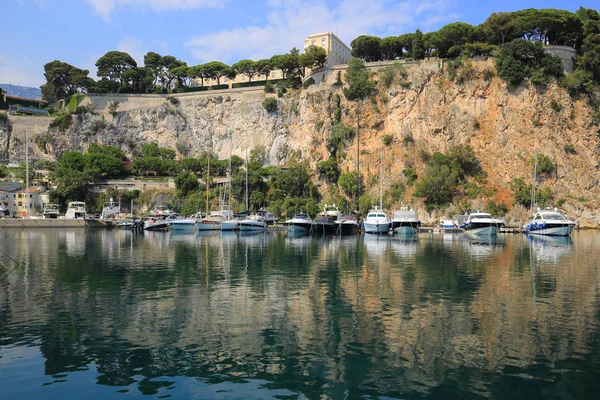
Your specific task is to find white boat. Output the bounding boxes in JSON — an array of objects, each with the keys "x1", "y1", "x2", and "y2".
[
  {"x1": 42, "y1": 203, "x2": 60, "y2": 219},
  {"x1": 364, "y1": 152, "x2": 389, "y2": 234},
  {"x1": 257, "y1": 209, "x2": 278, "y2": 225},
  {"x1": 101, "y1": 198, "x2": 120, "y2": 219},
  {"x1": 169, "y1": 215, "x2": 197, "y2": 231},
  {"x1": 364, "y1": 206, "x2": 390, "y2": 234},
  {"x1": 286, "y1": 213, "x2": 313, "y2": 233},
  {"x1": 525, "y1": 208, "x2": 576, "y2": 236},
  {"x1": 391, "y1": 207, "x2": 421, "y2": 236},
  {"x1": 458, "y1": 211, "x2": 504, "y2": 236},
  {"x1": 65, "y1": 201, "x2": 86, "y2": 219},
  {"x1": 196, "y1": 211, "x2": 222, "y2": 231},
  {"x1": 149, "y1": 205, "x2": 175, "y2": 218},
  {"x1": 239, "y1": 215, "x2": 268, "y2": 231}
]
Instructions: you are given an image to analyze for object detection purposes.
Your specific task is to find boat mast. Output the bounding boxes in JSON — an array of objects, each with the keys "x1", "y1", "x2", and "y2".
[
  {"x1": 356, "y1": 101, "x2": 360, "y2": 213},
  {"x1": 530, "y1": 152, "x2": 538, "y2": 214},
  {"x1": 228, "y1": 141, "x2": 232, "y2": 213},
  {"x1": 245, "y1": 148, "x2": 249, "y2": 212},
  {"x1": 379, "y1": 148, "x2": 383, "y2": 209},
  {"x1": 206, "y1": 152, "x2": 210, "y2": 215},
  {"x1": 25, "y1": 128, "x2": 29, "y2": 217}
]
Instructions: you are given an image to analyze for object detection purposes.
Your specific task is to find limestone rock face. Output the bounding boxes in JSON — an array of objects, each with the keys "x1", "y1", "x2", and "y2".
[{"x1": 4, "y1": 59, "x2": 600, "y2": 226}]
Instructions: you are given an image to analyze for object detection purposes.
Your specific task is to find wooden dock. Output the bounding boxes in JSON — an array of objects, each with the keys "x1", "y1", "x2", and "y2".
[{"x1": 0, "y1": 218, "x2": 115, "y2": 228}]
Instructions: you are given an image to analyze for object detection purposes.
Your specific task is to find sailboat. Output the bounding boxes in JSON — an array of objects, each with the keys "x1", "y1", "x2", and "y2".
[
  {"x1": 363, "y1": 150, "x2": 390, "y2": 234},
  {"x1": 221, "y1": 142, "x2": 239, "y2": 231},
  {"x1": 239, "y1": 149, "x2": 267, "y2": 231},
  {"x1": 525, "y1": 153, "x2": 576, "y2": 236},
  {"x1": 196, "y1": 152, "x2": 222, "y2": 231}
]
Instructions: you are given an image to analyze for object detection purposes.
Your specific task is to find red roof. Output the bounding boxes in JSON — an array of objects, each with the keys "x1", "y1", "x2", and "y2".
[{"x1": 5, "y1": 95, "x2": 47, "y2": 103}]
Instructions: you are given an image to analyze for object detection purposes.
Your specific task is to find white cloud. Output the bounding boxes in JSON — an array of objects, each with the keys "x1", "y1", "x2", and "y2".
[
  {"x1": 185, "y1": 0, "x2": 460, "y2": 64},
  {"x1": 85, "y1": 0, "x2": 225, "y2": 22}
]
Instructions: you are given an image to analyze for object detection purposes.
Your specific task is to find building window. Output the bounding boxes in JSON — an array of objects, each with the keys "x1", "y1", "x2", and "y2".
[
  {"x1": 312, "y1": 40, "x2": 315, "y2": 45},
  {"x1": 322, "y1": 39, "x2": 326, "y2": 46}
]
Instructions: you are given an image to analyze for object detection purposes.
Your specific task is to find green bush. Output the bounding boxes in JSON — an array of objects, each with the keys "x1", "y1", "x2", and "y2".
[
  {"x1": 264, "y1": 82, "x2": 275, "y2": 93},
  {"x1": 532, "y1": 154, "x2": 555, "y2": 176},
  {"x1": 0, "y1": 111, "x2": 7, "y2": 122},
  {"x1": 383, "y1": 134, "x2": 393, "y2": 147},
  {"x1": 564, "y1": 143, "x2": 577, "y2": 154},
  {"x1": 402, "y1": 168, "x2": 417, "y2": 185},
  {"x1": 302, "y1": 77, "x2": 315, "y2": 89},
  {"x1": 486, "y1": 200, "x2": 508, "y2": 217},
  {"x1": 49, "y1": 111, "x2": 73, "y2": 132},
  {"x1": 473, "y1": 119, "x2": 480, "y2": 130},
  {"x1": 550, "y1": 99, "x2": 562, "y2": 112},
  {"x1": 496, "y1": 39, "x2": 564, "y2": 87},
  {"x1": 509, "y1": 177, "x2": 531, "y2": 207},
  {"x1": 108, "y1": 101, "x2": 119, "y2": 116},
  {"x1": 262, "y1": 97, "x2": 278, "y2": 113},
  {"x1": 316, "y1": 157, "x2": 340, "y2": 183},
  {"x1": 314, "y1": 120, "x2": 324, "y2": 131},
  {"x1": 556, "y1": 198, "x2": 566, "y2": 207}
]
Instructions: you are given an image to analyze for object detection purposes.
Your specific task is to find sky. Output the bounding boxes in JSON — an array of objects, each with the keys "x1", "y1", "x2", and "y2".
[{"x1": 1, "y1": 0, "x2": 598, "y2": 88}]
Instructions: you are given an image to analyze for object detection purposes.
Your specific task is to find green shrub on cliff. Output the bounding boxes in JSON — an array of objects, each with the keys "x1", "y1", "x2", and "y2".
[
  {"x1": 496, "y1": 39, "x2": 564, "y2": 86},
  {"x1": 263, "y1": 97, "x2": 277, "y2": 112}
]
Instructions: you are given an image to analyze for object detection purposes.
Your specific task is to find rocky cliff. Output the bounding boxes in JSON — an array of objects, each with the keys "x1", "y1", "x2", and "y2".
[{"x1": 3, "y1": 59, "x2": 599, "y2": 226}]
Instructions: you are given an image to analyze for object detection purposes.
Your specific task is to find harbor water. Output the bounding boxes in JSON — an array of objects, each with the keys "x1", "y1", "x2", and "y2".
[{"x1": 1, "y1": 229, "x2": 599, "y2": 399}]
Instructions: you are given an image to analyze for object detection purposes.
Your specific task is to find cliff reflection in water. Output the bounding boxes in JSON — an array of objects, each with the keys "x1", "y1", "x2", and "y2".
[{"x1": 0, "y1": 229, "x2": 599, "y2": 399}]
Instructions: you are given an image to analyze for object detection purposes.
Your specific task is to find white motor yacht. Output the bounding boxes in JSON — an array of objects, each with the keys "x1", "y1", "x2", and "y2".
[
  {"x1": 65, "y1": 201, "x2": 86, "y2": 219},
  {"x1": 100, "y1": 198, "x2": 120, "y2": 219},
  {"x1": 364, "y1": 206, "x2": 390, "y2": 234},
  {"x1": 168, "y1": 213, "x2": 197, "y2": 231},
  {"x1": 286, "y1": 213, "x2": 313, "y2": 234},
  {"x1": 239, "y1": 214, "x2": 268, "y2": 231},
  {"x1": 525, "y1": 208, "x2": 576, "y2": 236},
  {"x1": 458, "y1": 211, "x2": 504, "y2": 236},
  {"x1": 257, "y1": 209, "x2": 278, "y2": 225},
  {"x1": 42, "y1": 203, "x2": 60, "y2": 219},
  {"x1": 391, "y1": 208, "x2": 421, "y2": 236}
]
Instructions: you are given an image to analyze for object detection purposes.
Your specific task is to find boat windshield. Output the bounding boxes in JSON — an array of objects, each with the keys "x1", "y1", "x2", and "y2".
[
  {"x1": 471, "y1": 213, "x2": 492, "y2": 219},
  {"x1": 540, "y1": 212, "x2": 566, "y2": 221},
  {"x1": 368, "y1": 213, "x2": 386, "y2": 218}
]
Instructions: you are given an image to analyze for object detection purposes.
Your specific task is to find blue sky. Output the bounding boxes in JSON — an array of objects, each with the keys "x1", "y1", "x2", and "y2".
[{"x1": 1, "y1": 0, "x2": 598, "y2": 87}]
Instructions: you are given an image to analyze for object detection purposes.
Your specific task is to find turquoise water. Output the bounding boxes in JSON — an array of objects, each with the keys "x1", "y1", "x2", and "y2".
[{"x1": 1, "y1": 229, "x2": 599, "y2": 399}]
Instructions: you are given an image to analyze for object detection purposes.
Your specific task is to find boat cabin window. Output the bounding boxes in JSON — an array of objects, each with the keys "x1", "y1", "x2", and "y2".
[
  {"x1": 542, "y1": 213, "x2": 565, "y2": 221},
  {"x1": 471, "y1": 213, "x2": 492, "y2": 219}
]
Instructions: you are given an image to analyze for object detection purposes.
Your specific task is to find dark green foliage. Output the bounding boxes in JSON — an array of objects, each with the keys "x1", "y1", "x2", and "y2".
[
  {"x1": 382, "y1": 134, "x2": 393, "y2": 147},
  {"x1": 486, "y1": 200, "x2": 508, "y2": 216},
  {"x1": 533, "y1": 153, "x2": 555, "y2": 176},
  {"x1": 49, "y1": 111, "x2": 72, "y2": 132},
  {"x1": 414, "y1": 145, "x2": 482, "y2": 209},
  {"x1": 343, "y1": 58, "x2": 376, "y2": 101},
  {"x1": 509, "y1": 177, "x2": 531, "y2": 207},
  {"x1": 40, "y1": 60, "x2": 94, "y2": 103},
  {"x1": 314, "y1": 120, "x2": 324, "y2": 131},
  {"x1": 495, "y1": 39, "x2": 564, "y2": 86},
  {"x1": 338, "y1": 170, "x2": 361, "y2": 198},
  {"x1": 0, "y1": 164, "x2": 7, "y2": 178},
  {"x1": 264, "y1": 82, "x2": 275, "y2": 93},
  {"x1": 412, "y1": 30, "x2": 425, "y2": 60},
  {"x1": 327, "y1": 122, "x2": 355, "y2": 156},
  {"x1": 402, "y1": 168, "x2": 417, "y2": 185},
  {"x1": 299, "y1": 45, "x2": 328, "y2": 69},
  {"x1": 379, "y1": 63, "x2": 408, "y2": 88},
  {"x1": 560, "y1": 70, "x2": 595, "y2": 97},
  {"x1": 302, "y1": 77, "x2": 315, "y2": 89},
  {"x1": 564, "y1": 143, "x2": 577, "y2": 154},
  {"x1": 0, "y1": 111, "x2": 7, "y2": 122},
  {"x1": 350, "y1": 35, "x2": 382, "y2": 62},
  {"x1": 550, "y1": 99, "x2": 562, "y2": 112},
  {"x1": 473, "y1": 119, "x2": 481, "y2": 130},
  {"x1": 166, "y1": 96, "x2": 180, "y2": 106},
  {"x1": 316, "y1": 157, "x2": 340, "y2": 183},
  {"x1": 108, "y1": 101, "x2": 119, "y2": 116},
  {"x1": 263, "y1": 97, "x2": 277, "y2": 113},
  {"x1": 175, "y1": 171, "x2": 199, "y2": 197}
]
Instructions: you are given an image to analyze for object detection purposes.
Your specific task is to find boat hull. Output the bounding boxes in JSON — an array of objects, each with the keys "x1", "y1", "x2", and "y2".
[
  {"x1": 221, "y1": 220, "x2": 239, "y2": 231},
  {"x1": 196, "y1": 221, "x2": 221, "y2": 231},
  {"x1": 364, "y1": 222, "x2": 390, "y2": 234},
  {"x1": 144, "y1": 222, "x2": 169, "y2": 231},
  {"x1": 394, "y1": 226, "x2": 419, "y2": 236},
  {"x1": 313, "y1": 222, "x2": 335, "y2": 234},
  {"x1": 170, "y1": 220, "x2": 196, "y2": 230},
  {"x1": 288, "y1": 223, "x2": 312, "y2": 234},
  {"x1": 336, "y1": 222, "x2": 358, "y2": 234},
  {"x1": 463, "y1": 225, "x2": 499, "y2": 236},
  {"x1": 239, "y1": 221, "x2": 267, "y2": 231},
  {"x1": 527, "y1": 224, "x2": 574, "y2": 236}
]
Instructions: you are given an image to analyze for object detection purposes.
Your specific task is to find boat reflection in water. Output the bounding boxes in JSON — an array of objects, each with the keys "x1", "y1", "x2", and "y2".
[{"x1": 527, "y1": 234, "x2": 574, "y2": 263}]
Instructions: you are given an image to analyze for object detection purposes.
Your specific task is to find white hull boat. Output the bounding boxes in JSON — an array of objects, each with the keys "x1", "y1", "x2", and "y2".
[
  {"x1": 458, "y1": 212, "x2": 504, "y2": 236},
  {"x1": 286, "y1": 213, "x2": 313, "y2": 234},
  {"x1": 221, "y1": 220, "x2": 239, "y2": 231},
  {"x1": 364, "y1": 206, "x2": 390, "y2": 234},
  {"x1": 170, "y1": 219, "x2": 196, "y2": 230},
  {"x1": 196, "y1": 220, "x2": 222, "y2": 231},
  {"x1": 239, "y1": 216, "x2": 267, "y2": 231},
  {"x1": 526, "y1": 208, "x2": 576, "y2": 236}
]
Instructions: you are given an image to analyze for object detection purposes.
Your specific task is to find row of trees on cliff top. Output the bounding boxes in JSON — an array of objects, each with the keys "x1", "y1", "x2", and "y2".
[
  {"x1": 350, "y1": 7, "x2": 593, "y2": 61},
  {"x1": 40, "y1": 45, "x2": 327, "y2": 103}
]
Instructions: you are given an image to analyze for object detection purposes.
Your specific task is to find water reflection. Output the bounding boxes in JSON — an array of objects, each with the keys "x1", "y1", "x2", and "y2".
[{"x1": 0, "y1": 230, "x2": 599, "y2": 399}]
